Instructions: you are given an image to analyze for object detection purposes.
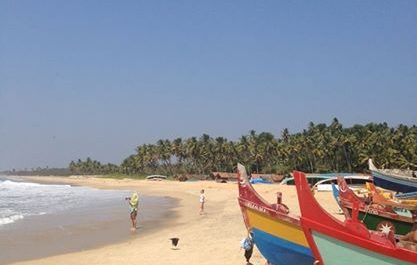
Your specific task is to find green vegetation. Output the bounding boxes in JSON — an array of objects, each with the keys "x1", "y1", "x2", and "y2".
[
  {"x1": 4, "y1": 119, "x2": 416, "y2": 177},
  {"x1": 71, "y1": 118, "x2": 417, "y2": 176},
  {"x1": 101, "y1": 173, "x2": 148, "y2": 180},
  {"x1": 69, "y1": 158, "x2": 119, "y2": 175},
  {"x1": 1, "y1": 167, "x2": 71, "y2": 176}
]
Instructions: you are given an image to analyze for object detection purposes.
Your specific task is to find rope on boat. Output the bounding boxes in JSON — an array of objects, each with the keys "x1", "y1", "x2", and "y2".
[{"x1": 361, "y1": 204, "x2": 371, "y2": 222}]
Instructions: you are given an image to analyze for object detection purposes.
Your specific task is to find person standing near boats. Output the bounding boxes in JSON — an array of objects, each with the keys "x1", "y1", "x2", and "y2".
[
  {"x1": 199, "y1": 189, "x2": 206, "y2": 215},
  {"x1": 241, "y1": 233, "x2": 254, "y2": 265},
  {"x1": 125, "y1": 191, "x2": 139, "y2": 231}
]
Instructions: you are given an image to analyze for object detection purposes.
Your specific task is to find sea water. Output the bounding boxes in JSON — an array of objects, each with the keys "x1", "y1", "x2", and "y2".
[
  {"x1": 0, "y1": 176, "x2": 175, "y2": 264},
  {"x1": 0, "y1": 177, "x2": 130, "y2": 227}
]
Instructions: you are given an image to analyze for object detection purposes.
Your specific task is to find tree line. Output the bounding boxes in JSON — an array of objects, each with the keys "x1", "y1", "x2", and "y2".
[
  {"x1": 1, "y1": 167, "x2": 71, "y2": 176},
  {"x1": 69, "y1": 158, "x2": 119, "y2": 175},
  {"x1": 68, "y1": 118, "x2": 417, "y2": 176}
]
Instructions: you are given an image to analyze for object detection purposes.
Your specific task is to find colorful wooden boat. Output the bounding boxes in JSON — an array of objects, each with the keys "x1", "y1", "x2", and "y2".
[
  {"x1": 237, "y1": 164, "x2": 314, "y2": 265},
  {"x1": 336, "y1": 177, "x2": 416, "y2": 235},
  {"x1": 293, "y1": 170, "x2": 417, "y2": 265},
  {"x1": 369, "y1": 159, "x2": 417, "y2": 193},
  {"x1": 396, "y1": 191, "x2": 417, "y2": 200},
  {"x1": 366, "y1": 181, "x2": 417, "y2": 209}
]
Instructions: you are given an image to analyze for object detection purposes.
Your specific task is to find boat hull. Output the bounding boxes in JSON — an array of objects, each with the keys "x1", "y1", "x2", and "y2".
[
  {"x1": 335, "y1": 176, "x2": 415, "y2": 236},
  {"x1": 243, "y1": 207, "x2": 313, "y2": 265},
  {"x1": 312, "y1": 232, "x2": 414, "y2": 265},
  {"x1": 237, "y1": 163, "x2": 315, "y2": 265},
  {"x1": 294, "y1": 170, "x2": 417, "y2": 265},
  {"x1": 372, "y1": 171, "x2": 417, "y2": 193},
  {"x1": 252, "y1": 228, "x2": 313, "y2": 265},
  {"x1": 346, "y1": 208, "x2": 412, "y2": 235}
]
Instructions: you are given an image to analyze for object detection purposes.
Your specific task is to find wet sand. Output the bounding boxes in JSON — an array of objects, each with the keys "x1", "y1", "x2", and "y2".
[{"x1": 6, "y1": 176, "x2": 340, "y2": 265}]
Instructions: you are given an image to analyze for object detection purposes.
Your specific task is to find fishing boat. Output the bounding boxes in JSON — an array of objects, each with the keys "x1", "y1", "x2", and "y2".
[
  {"x1": 396, "y1": 191, "x2": 417, "y2": 200},
  {"x1": 311, "y1": 175, "x2": 370, "y2": 192},
  {"x1": 145, "y1": 175, "x2": 167, "y2": 181},
  {"x1": 293, "y1": 170, "x2": 417, "y2": 265},
  {"x1": 366, "y1": 181, "x2": 417, "y2": 210},
  {"x1": 335, "y1": 177, "x2": 416, "y2": 235},
  {"x1": 281, "y1": 173, "x2": 369, "y2": 189},
  {"x1": 237, "y1": 164, "x2": 314, "y2": 265},
  {"x1": 369, "y1": 159, "x2": 417, "y2": 193}
]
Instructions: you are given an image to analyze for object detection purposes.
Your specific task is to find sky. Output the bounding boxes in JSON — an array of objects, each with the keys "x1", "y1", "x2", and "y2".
[{"x1": 1, "y1": 1, "x2": 416, "y2": 170}]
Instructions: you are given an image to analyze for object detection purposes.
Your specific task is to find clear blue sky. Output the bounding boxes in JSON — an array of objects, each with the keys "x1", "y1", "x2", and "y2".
[{"x1": 1, "y1": 1, "x2": 416, "y2": 170}]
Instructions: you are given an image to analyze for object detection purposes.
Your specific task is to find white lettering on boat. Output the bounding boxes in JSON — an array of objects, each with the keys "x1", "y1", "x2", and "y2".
[{"x1": 243, "y1": 201, "x2": 268, "y2": 213}]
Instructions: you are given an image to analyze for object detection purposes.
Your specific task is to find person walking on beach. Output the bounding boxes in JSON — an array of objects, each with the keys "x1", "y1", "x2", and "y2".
[
  {"x1": 241, "y1": 234, "x2": 254, "y2": 265},
  {"x1": 199, "y1": 189, "x2": 206, "y2": 215},
  {"x1": 125, "y1": 191, "x2": 139, "y2": 231}
]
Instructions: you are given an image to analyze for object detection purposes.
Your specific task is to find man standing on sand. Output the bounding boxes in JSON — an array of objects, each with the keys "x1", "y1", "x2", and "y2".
[
  {"x1": 125, "y1": 192, "x2": 139, "y2": 231},
  {"x1": 241, "y1": 234, "x2": 254, "y2": 265},
  {"x1": 199, "y1": 189, "x2": 206, "y2": 215}
]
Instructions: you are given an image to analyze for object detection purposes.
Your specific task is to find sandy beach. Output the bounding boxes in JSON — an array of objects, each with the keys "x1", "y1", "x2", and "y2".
[{"x1": 7, "y1": 176, "x2": 340, "y2": 265}]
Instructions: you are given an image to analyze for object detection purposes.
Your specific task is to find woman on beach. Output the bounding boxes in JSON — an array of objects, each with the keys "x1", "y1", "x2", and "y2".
[
  {"x1": 126, "y1": 192, "x2": 139, "y2": 231},
  {"x1": 199, "y1": 189, "x2": 205, "y2": 215}
]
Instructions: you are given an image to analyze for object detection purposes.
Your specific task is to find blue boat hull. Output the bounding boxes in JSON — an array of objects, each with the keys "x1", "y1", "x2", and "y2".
[
  {"x1": 372, "y1": 171, "x2": 417, "y2": 193},
  {"x1": 252, "y1": 228, "x2": 314, "y2": 265}
]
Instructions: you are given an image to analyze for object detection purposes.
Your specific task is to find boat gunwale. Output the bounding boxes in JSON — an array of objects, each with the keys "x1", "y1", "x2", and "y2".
[{"x1": 238, "y1": 196, "x2": 302, "y2": 226}]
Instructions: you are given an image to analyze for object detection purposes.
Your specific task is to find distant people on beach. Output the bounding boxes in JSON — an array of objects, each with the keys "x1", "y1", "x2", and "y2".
[
  {"x1": 125, "y1": 191, "x2": 139, "y2": 231},
  {"x1": 199, "y1": 189, "x2": 206, "y2": 215},
  {"x1": 241, "y1": 234, "x2": 254, "y2": 265}
]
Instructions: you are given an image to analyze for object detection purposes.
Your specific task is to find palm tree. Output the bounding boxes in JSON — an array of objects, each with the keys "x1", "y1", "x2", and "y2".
[{"x1": 74, "y1": 119, "x2": 417, "y2": 177}]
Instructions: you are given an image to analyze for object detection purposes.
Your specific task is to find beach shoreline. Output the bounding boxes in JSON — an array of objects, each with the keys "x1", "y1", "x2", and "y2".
[
  {"x1": 6, "y1": 176, "x2": 340, "y2": 265},
  {"x1": 1, "y1": 176, "x2": 177, "y2": 264}
]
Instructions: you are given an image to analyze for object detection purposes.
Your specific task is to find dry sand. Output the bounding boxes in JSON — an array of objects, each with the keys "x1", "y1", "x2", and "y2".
[{"x1": 9, "y1": 176, "x2": 341, "y2": 265}]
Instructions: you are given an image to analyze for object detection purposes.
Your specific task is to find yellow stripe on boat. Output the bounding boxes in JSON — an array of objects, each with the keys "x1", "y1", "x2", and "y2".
[{"x1": 245, "y1": 208, "x2": 309, "y2": 248}]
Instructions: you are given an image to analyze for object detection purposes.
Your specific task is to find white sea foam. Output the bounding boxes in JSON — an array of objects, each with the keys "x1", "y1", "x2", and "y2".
[
  {"x1": 0, "y1": 214, "x2": 24, "y2": 225},
  {"x1": 0, "y1": 180, "x2": 71, "y2": 189},
  {"x1": 0, "y1": 179, "x2": 129, "y2": 227}
]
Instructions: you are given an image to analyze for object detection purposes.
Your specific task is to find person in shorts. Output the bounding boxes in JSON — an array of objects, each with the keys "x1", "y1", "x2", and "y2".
[{"x1": 126, "y1": 192, "x2": 139, "y2": 230}]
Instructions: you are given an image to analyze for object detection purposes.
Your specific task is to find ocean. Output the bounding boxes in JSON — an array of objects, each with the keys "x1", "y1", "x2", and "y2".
[
  {"x1": 0, "y1": 176, "x2": 175, "y2": 264},
  {"x1": 0, "y1": 177, "x2": 130, "y2": 227}
]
